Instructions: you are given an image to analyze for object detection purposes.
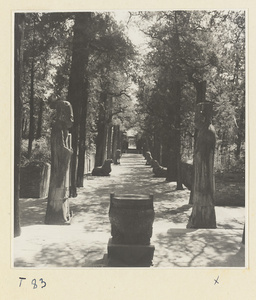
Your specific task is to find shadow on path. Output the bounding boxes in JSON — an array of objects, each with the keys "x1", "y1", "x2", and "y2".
[{"x1": 15, "y1": 153, "x2": 245, "y2": 268}]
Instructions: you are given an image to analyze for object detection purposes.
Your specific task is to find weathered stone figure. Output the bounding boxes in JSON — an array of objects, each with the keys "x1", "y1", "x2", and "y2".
[
  {"x1": 145, "y1": 151, "x2": 153, "y2": 166},
  {"x1": 151, "y1": 160, "x2": 167, "y2": 178},
  {"x1": 187, "y1": 102, "x2": 216, "y2": 228},
  {"x1": 114, "y1": 149, "x2": 121, "y2": 165},
  {"x1": 92, "y1": 159, "x2": 112, "y2": 176},
  {"x1": 45, "y1": 100, "x2": 74, "y2": 225}
]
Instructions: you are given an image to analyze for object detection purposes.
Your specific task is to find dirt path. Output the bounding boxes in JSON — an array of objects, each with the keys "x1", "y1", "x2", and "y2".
[{"x1": 14, "y1": 153, "x2": 245, "y2": 268}]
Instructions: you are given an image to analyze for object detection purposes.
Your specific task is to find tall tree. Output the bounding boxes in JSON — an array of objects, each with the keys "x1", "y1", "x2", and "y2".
[
  {"x1": 68, "y1": 12, "x2": 91, "y2": 196},
  {"x1": 14, "y1": 13, "x2": 25, "y2": 237},
  {"x1": 27, "y1": 14, "x2": 36, "y2": 158},
  {"x1": 87, "y1": 13, "x2": 135, "y2": 167},
  {"x1": 135, "y1": 10, "x2": 245, "y2": 184}
]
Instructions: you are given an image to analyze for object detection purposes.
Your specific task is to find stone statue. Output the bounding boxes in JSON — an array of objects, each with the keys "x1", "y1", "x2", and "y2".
[
  {"x1": 145, "y1": 151, "x2": 153, "y2": 166},
  {"x1": 187, "y1": 101, "x2": 216, "y2": 228},
  {"x1": 92, "y1": 159, "x2": 113, "y2": 176},
  {"x1": 45, "y1": 100, "x2": 74, "y2": 225},
  {"x1": 151, "y1": 160, "x2": 167, "y2": 178},
  {"x1": 115, "y1": 149, "x2": 121, "y2": 165}
]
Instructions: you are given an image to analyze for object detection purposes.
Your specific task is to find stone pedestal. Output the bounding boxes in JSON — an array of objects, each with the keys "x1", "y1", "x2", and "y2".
[
  {"x1": 108, "y1": 193, "x2": 155, "y2": 267},
  {"x1": 107, "y1": 238, "x2": 155, "y2": 267}
]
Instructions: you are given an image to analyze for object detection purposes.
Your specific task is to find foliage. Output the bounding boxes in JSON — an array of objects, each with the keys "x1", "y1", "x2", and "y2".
[
  {"x1": 18, "y1": 10, "x2": 245, "y2": 175},
  {"x1": 135, "y1": 10, "x2": 245, "y2": 172},
  {"x1": 21, "y1": 137, "x2": 51, "y2": 166}
]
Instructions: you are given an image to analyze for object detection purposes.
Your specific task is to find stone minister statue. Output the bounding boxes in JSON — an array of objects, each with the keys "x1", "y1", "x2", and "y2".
[
  {"x1": 187, "y1": 101, "x2": 217, "y2": 228},
  {"x1": 45, "y1": 100, "x2": 74, "y2": 225}
]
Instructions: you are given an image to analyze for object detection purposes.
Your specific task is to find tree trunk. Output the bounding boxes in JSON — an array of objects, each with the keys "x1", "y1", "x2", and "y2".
[
  {"x1": 235, "y1": 107, "x2": 245, "y2": 159},
  {"x1": 36, "y1": 99, "x2": 43, "y2": 139},
  {"x1": 166, "y1": 121, "x2": 177, "y2": 182},
  {"x1": 188, "y1": 79, "x2": 207, "y2": 204},
  {"x1": 159, "y1": 141, "x2": 163, "y2": 165},
  {"x1": 242, "y1": 225, "x2": 245, "y2": 245},
  {"x1": 22, "y1": 117, "x2": 28, "y2": 138},
  {"x1": 76, "y1": 79, "x2": 89, "y2": 187},
  {"x1": 27, "y1": 17, "x2": 36, "y2": 158},
  {"x1": 107, "y1": 125, "x2": 113, "y2": 159},
  {"x1": 166, "y1": 146, "x2": 176, "y2": 182},
  {"x1": 174, "y1": 81, "x2": 183, "y2": 190},
  {"x1": 112, "y1": 125, "x2": 119, "y2": 164},
  {"x1": 161, "y1": 138, "x2": 169, "y2": 167},
  {"x1": 14, "y1": 13, "x2": 25, "y2": 237},
  {"x1": 95, "y1": 130, "x2": 105, "y2": 167},
  {"x1": 28, "y1": 57, "x2": 35, "y2": 158},
  {"x1": 67, "y1": 12, "x2": 91, "y2": 197},
  {"x1": 120, "y1": 131, "x2": 124, "y2": 154},
  {"x1": 152, "y1": 131, "x2": 161, "y2": 162},
  {"x1": 95, "y1": 92, "x2": 108, "y2": 167},
  {"x1": 106, "y1": 97, "x2": 113, "y2": 159},
  {"x1": 117, "y1": 125, "x2": 121, "y2": 150},
  {"x1": 187, "y1": 102, "x2": 216, "y2": 228}
]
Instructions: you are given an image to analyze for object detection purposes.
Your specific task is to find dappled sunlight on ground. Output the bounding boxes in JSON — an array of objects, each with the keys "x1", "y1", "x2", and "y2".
[
  {"x1": 151, "y1": 228, "x2": 244, "y2": 267},
  {"x1": 19, "y1": 197, "x2": 48, "y2": 226},
  {"x1": 15, "y1": 153, "x2": 245, "y2": 268}
]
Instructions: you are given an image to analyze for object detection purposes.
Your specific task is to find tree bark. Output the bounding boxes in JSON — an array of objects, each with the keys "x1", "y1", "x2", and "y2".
[
  {"x1": 68, "y1": 12, "x2": 91, "y2": 197},
  {"x1": 94, "y1": 91, "x2": 109, "y2": 167},
  {"x1": 107, "y1": 125, "x2": 113, "y2": 159},
  {"x1": 14, "y1": 13, "x2": 25, "y2": 237},
  {"x1": 166, "y1": 145, "x2": 177, "y2": 182},
  {"x1": 242, "y1": 225, "x2": 245, "y2": 244},
  {"x1": 117, "y1": 125, "x2": 121, "y2": 150},
  {"x1": 188, "y1": 79, "x2": 207, "y2": 204},
  {"x1": 174, "y1": 81, "x2": 183, "y2": 190},
  {"x1": 152, "y1": 131, "x2": 161, "y2": 162},
  {"x1": 22, "y1": 117, "x2": 28, "y2": 138},
  {"x1": 28, "y1": 57, "x2": 35, "y2": 158},
  {"x1": 161, "y1": 138, "x2": 169, "y2": 167},
  {"x1": 112, "y1": 125, "x2": 119, "y2": 164},
  {"x1": 235, "y1": 107, "x2": 245, "y2": 159},
  {"x1": 76, "y1": 79, "x2": 89, "y2": 187},
  {"x1": 36, "y1": 99, "x2": 44, "y2": 139},
  {"x1": 27, "y1": 16, "x2": 36, "y2": 158}
]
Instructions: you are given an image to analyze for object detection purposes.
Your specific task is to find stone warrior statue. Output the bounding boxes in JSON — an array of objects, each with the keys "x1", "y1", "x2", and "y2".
[
  {"x1": 45, "y1": 100, "x2": 74, "y2": 225},
  {"x1": 187, "y1": 101, "x2": 216, "y2": 228}
]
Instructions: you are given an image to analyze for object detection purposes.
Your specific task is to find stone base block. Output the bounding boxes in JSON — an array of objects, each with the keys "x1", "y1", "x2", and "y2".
[{"x1": 107, "y1": 238, "x2": 155, "y2": 267}]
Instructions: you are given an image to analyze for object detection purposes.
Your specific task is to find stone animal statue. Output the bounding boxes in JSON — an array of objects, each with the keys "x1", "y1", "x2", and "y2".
[
  {"x1": 152, "y1": 160, "x2": 167, "y2": 178},
  {"x1": 92, "y1": 159, "x2": 113, "y2": 176},
  {"x1": 145, "y1": 151, "x2": 153, "y2": 166}
]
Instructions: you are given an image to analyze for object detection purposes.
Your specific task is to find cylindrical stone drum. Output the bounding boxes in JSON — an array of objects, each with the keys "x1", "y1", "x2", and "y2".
[{"x1": 109, "y1": 193, "x2": 155, "y2": 245}]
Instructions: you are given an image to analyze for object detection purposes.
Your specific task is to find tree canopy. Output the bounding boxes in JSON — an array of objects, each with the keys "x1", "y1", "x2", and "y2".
[{"x1": 17, "y1": 9, "x2": 245, "y2": 181}]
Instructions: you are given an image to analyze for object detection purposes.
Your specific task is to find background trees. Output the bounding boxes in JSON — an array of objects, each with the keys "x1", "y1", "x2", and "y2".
[
  {"x1": 15, "y1": 11, "x2": 245, "y2": 229},
  {"x1": 17, "y1": 12, "x2": 136, "y2": 196},
  {"x1": 135, "y1": 10, "x2": 245, "y2": 183},
  {"x1": 14, "y1": 13, "x2": 25, "y2": 237}
]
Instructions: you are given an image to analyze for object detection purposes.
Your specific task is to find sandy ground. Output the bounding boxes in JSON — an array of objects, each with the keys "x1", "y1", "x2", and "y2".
[{"x1": 14, "y1": 153, "x2": 245, "y2": 268}]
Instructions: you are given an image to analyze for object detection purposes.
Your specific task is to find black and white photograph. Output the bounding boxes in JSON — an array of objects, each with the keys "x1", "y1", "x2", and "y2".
[{"x1": 13, "y1": 10, "x2": 246, "y2": 269}]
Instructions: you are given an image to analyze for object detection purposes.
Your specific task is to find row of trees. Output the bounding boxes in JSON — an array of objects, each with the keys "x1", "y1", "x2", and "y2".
[
  {"x1": 15, "y1": 10, "x2": 245, "y2": 235},
  {"x1": 133, "y1": 11, "x2": 245, "y2": 188},
  {"x1": 15, "y1": 12, "x2": 137, "y2": 235}
]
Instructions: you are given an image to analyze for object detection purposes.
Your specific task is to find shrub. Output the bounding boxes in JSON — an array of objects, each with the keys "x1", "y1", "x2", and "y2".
[{"x1": 20, "y1": 137, "x2": 51, "y2": 166}]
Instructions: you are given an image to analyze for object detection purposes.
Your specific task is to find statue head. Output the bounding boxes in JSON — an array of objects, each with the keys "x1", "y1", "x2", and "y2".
[
  {"x1": 195, "y1": 101, "x2": 214, "y2": 129},
  {"x1": 55, "y1": 100, "x2": 74, "y2": 129}
]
